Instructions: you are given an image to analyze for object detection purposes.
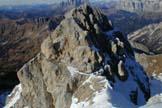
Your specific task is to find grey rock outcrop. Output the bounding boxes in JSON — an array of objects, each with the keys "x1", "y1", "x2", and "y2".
[
  {"x1": 129, "y1": 22, "x2": 162, "y2": 75},
  {"x1": 118, "y1": 0, "x2": 162, "y2": 13},
  {"x1": 60, "y1": 0, "x2": 89, "y2": 9},
  {"x1": 5, "y1": 4, "x2": 150, "y2": 108},
  {"x1": 129, "y1": 22, "x2": 162, "y2": 54}
]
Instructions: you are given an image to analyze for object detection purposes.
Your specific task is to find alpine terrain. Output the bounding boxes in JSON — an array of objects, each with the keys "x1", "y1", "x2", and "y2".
[
  {"x1": 3, "y1": 4, "x2": 162, "y2": 108},
  {"x1": 129, "y1": 22, "x2": 162, "y2": 75}
]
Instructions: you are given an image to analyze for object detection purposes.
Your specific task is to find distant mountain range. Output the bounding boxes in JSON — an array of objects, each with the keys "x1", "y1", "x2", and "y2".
[
  {"x1": 118, "y1": 0, "x2": 162, "y2": 13},
  {"x1": 128, "y1": 22, "x2": 162, "y2": 76}
]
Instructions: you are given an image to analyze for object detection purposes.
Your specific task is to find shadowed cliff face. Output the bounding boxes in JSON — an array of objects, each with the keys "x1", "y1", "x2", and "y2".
[{"x1": 5, "y1": 4, "x2": 151, "y2": 108}]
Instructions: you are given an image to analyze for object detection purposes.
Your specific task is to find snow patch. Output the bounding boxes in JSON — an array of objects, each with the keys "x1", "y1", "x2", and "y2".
[
  {"x1": 67, "y1": 66, "x2": 90, "y2": 77},
  {"x1": 82, "y1": 75, "x2": 93, "y2": 85},
  {"x1": 70, "y1": 97, "x2": 90, "y2": 108},
  {"x1": 4, "y1": 84, "x2": 22, "y2": 108},
  {"x1": 89, "y1": 85, "x2": 95, "y2": 91}
]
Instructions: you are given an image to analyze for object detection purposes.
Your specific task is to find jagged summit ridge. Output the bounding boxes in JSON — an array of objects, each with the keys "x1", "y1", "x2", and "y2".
[
  {"x1": 65, "y1": 4, "x2": 112, "y2": 32},
  {"x1": 41, "y1": 4, "x2": 114, "y2": 74},
  {"x1": 5, "y1": 4, "x2": 150, "y2": 108}
]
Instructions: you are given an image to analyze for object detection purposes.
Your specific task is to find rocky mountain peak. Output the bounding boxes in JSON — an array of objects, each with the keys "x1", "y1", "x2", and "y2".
[
  {"x1": 66, "y1": 4, "x2": 112, "y2": 32},
  {"x1": 60, "y1": 0, "x2": 89, "y2": 9},
  {"x1": 5, "y1": 4, "x2": 150, "y2": 108},
  {"x1": 41, "y1": 4, "x2": 115, "y2": 73}
]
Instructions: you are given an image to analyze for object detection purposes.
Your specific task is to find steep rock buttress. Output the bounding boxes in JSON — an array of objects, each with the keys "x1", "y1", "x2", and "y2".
[{"x1": 5, "y1": 4, "x2": 150, "y2": 108}]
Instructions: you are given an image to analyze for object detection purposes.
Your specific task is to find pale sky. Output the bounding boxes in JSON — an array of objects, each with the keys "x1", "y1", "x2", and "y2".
[
  {"x1": 0, "y1": 0, "x2": 63, "y2": 6},
  {"x1": 0, "y1": 0, "x2": 110, "y2": 6}
]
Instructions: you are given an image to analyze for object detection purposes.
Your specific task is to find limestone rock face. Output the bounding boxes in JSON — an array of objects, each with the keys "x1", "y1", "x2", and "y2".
[
  {"x1": 129, "y1": 22, "x2": 162, "y2": 54},
  {"x1": 5, "y1": 4, "x2": 150, "y2": 108},
  {"x1": 129, "y1": 22, "x2": 162, "y2": 75},
  {"x1": 119, "y1": 0, "x2": 162, "y2": 13}
]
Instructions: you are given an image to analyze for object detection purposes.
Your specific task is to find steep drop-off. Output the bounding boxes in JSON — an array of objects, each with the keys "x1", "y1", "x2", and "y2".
[{"x1": 0, "y1": 17, "x2": 63, "y2": 90}]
